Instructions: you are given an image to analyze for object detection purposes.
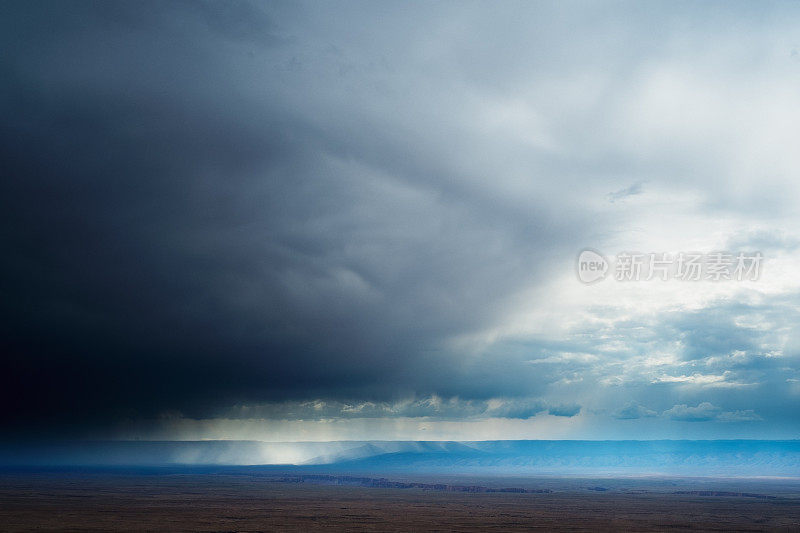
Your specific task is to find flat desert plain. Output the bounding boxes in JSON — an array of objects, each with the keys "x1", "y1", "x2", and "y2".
[{"x1": 1, "y1": 472, "x2": 799, "y2": 532}]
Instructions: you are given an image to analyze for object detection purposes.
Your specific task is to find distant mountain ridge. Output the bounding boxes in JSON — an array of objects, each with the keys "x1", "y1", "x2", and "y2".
[
  {"x1": 2, "y1": 440, "x2": 799, "y2": 477},
  {"x1": 307, "y1": 440, "x2": 800, "y2": 477}
]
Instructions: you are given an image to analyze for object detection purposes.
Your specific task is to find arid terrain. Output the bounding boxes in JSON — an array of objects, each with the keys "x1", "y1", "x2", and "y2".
[{"x1": 1, "y1": 472, "x2": 800, "y2": 532}]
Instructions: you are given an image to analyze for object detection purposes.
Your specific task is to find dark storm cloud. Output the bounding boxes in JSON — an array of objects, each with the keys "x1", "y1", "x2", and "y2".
[
  {"x1": 6, "y1": 0, "x2": 800, "y2": 440},
  {"x1": 0, "y1": 1, "x2": 581, "y2": 434},
  {"x1": 0, "y1": 0, "x2": 299, "y2": 430}
]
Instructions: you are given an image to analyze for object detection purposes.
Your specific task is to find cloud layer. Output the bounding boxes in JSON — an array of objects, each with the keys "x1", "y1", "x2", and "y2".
[{"x1": 2, "y1": 1, "x2": 800, "y2": 440}]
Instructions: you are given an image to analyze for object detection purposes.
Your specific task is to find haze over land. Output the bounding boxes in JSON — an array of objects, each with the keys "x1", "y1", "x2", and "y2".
[{"x1": 3, "y1": 440, "x2": 800, "y2": 479}]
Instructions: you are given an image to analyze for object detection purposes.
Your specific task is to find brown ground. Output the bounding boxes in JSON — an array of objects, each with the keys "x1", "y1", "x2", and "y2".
[{"x1": 1, "y1": 473, "x2": 799, "y2": 532}]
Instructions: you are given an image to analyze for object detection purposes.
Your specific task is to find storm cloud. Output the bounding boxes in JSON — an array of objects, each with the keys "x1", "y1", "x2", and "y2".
[{"x1": 2, "y1": 1, "x2": 800, "y2": 440}]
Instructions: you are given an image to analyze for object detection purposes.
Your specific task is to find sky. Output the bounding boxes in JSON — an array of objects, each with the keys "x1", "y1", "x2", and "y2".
[{"x1": 2, "y1": 0, "x2": 800, "y2": 442}]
